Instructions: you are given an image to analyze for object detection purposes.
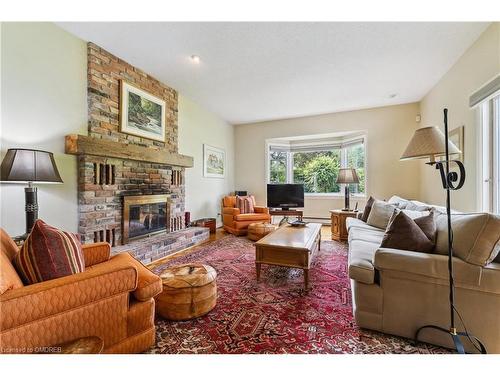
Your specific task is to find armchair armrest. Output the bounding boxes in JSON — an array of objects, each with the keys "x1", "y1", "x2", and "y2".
[
  {"x1": 0, "y1": 257, "x2": 137, "y2": 331},
  {"x1": 374, "y1": 248, "x2": 483, "y2": 288},
  {"x1": 254, "y1": 206, "x2": 269, "y2": 214},
  {"x1": 223, "y1": 207, "x2": 240, "y2": 216},
  {"x1": 82, "y1": 242, "x2": 111, "y2": 267}
]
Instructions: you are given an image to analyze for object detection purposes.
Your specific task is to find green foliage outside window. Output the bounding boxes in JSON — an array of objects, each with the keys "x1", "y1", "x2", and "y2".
[
  {"x1": 269, "y1": 151, "x2": 287, "y2": 183},
  {"x1": 269, "y1": 142, "x2": 365, "y2": 195}
]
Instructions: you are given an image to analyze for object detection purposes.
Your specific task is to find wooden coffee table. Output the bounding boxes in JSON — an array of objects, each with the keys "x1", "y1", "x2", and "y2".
[{"x1": 255, "y1": 223, "x2": 321, "y2": 289}]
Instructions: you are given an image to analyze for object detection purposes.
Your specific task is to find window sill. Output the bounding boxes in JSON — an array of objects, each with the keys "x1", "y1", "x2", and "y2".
[{"x1": 305, "y1": 193, "x2": 367, "y2": 200}]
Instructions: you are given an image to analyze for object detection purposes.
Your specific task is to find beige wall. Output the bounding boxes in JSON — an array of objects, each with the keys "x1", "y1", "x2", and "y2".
[
  {"x1": 178, "y1": 95, "x2": 234, "y2": 226},
  {"x1": 419, "y1": 23, "x2": 500, "y2": 212},
  {"x1": 0, "y1": 22, "x2": 87, "y2": 235},
  {"x1": 0, "y1": 23, "x2": 235, "y2": 237},
  {"x1": 234, "y1": 103, "x2": 421, "y2": 218}
]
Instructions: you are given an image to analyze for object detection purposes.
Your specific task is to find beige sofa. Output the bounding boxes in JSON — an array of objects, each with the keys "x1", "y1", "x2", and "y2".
[{"x1": 347, "y1": 196, "x2": 500, "y2": 353}]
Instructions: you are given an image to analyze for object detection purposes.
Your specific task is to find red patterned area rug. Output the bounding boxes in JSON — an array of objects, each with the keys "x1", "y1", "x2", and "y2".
[{"x1": 148, "y1": 235, "x2": 448, "y2": 354}]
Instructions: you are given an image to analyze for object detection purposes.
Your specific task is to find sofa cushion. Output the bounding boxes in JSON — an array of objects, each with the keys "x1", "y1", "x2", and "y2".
[
  {"x1": 435, "y1": 213, "x2": 500, "y2": 266},
  {"x1": 348, "y1": 226, "x2": 385, "y2": 244},
  {"x1": 360, "y1": 196, "x2": 375, "y2": 222},
  {"x1": 234, "y1": 213, "x2": 270, "y2": 222},
  {"x1": 0, "y1": 250, "x2": 23, "y2": 295},
  {"x1": 346, "y1": 217, "x2": 384, "y2": 233},
  {"x1": 348, "y1": 239, "x2": 379, "y2": 284},
  {"x1": 381, "y1": 210, "x2": 435, "y2": 253},
  {"x1": 13, "y1": 220, "x2": 85, "y2": 285},
  {"x1": 366, "y1": 200, "x2": 398, "y2": 229}
]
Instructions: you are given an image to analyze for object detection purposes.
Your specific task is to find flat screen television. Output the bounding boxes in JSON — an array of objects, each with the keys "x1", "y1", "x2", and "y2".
[{"x1": 267, "y1": 184, "x2": 304, "y2": 210}]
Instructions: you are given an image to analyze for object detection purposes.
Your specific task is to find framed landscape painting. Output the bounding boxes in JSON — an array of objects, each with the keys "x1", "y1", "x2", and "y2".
[
  {"x1": 120, "y1": 80, "x2": 166, "y2": 142},
  {"x1": 203, "y1": 144, "x2": 225, "y2": 178}
]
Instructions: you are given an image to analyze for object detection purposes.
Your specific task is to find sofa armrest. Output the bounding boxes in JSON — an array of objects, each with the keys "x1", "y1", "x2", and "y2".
[
  {"x1": 374, "y1": 248, "x2": 484, "y2": 289},
  {"x1": 254, "y1": 206, "x2": 269, "y2": 214},
  {"x1": 0, "y1": 258, "x2": 137, "y2": 331},
  {"x1": 82, "y1": 242, "x2": 111, "y2": 267},
  {"x1": 223, "y1": 207, "x2": 240, "y2": 216},
  {"x1": 110, "y1": 253, "x2": 162, "y2": 301}
]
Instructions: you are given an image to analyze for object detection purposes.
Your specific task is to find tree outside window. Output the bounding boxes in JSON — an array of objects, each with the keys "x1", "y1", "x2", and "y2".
[
  {"x1": 268, "y1": 140, "x2": 365, "y2": 195},
  {"x1": 269, "y1": 151, "x2": 287, "y2": 183}
]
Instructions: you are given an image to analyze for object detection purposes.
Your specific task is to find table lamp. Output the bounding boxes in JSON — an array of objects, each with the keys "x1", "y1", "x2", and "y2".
[
  {"x1": 336, "y1": 168, "x2": 359, "y2": 211},
  {"x1": 401, "y1": 110, "x2": 486, "y2": 353},
  {"x1": 1, "y1": 148, "x2": 63, "y2": 239}
]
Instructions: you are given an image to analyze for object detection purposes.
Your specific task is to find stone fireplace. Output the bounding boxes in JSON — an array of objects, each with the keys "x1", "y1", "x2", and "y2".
[
  {"x1": 64, "y1": 43, "x2": 209, "y2": 263},
  {"x1": 76, "y1": 153, "x2": 186, "y2": 246}
]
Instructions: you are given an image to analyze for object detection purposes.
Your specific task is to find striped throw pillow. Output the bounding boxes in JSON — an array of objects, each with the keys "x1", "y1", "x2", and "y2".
[
  {"x1": 14, "y1": 220, "x2": 85, "y2": 285},
  {"x1": 236, "y1": 195, "x2": 255, "y2": 214}
]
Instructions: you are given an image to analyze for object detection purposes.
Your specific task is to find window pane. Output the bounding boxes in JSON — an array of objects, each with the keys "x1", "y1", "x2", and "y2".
[
  {"x1": 269, "y1": 151, "x2": 287, "y2": 183},
  {"x1": 292, "y1": 150, "x2": 341, "y2": 193},
  {"x1": 346, "y1": 144, "x2": 365, "y2": 194}
]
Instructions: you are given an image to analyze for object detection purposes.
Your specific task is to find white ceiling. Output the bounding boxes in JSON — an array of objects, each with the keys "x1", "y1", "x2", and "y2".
[{"x1": 58, "y1": 22, "x2": 489, "y2": 124}]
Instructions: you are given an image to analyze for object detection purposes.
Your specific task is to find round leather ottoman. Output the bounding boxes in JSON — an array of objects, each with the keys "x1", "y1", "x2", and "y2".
[
  {"x1": 155, "y1": 263, "x2": 217, "y2": 321},
  {"x1": 247, "y1": 222, "x2": 275, "y2": 241}
]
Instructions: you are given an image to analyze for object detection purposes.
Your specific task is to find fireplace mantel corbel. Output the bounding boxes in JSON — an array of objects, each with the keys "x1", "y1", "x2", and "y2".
[{"x1": 65, "y1": 134, "x2": 194, "y2": 168}]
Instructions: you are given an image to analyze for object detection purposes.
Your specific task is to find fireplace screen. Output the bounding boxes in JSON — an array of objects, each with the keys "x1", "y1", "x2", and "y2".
[{"x1": 123, "y1": 194, "x2": 169, "y2": 244}]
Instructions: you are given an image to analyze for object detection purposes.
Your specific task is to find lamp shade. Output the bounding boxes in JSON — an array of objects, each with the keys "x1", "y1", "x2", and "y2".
[
  {"x1": 400, "y1": 126, "x2": 461, "y2": 162},
  {"x1": 1, "y1": 149, "x2": 63, "y2": 183},
  {"x1": 336, "y1": 168, "x2": 360, "y2": 184}
]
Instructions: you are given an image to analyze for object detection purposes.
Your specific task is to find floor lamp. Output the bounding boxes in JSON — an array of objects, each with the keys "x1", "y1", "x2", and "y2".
[{"x1": 400, "y1": 109, "x2": 486, "y2": 354}]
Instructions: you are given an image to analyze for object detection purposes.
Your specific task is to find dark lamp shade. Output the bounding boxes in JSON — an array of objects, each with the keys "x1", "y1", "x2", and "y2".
[
  {"x1": 336, "y1": 168, "x2": 360, "y2": 184},
  {"x1": 1, "y1": 149, "x2": 63, "y2": 183}
]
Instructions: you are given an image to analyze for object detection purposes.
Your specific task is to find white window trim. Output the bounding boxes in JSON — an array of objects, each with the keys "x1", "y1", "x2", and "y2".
[
  {"x1": 266, "y1": 135, "x2": 367, "y2": 197},
  {"x1": 477, "y1": 92, "x2": 500, "y2": 214}
]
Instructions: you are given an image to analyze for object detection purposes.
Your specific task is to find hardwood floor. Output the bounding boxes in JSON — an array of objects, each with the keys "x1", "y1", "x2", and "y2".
[{"x1": 147, "y1": 224, "x2": 332, "y2": 269}]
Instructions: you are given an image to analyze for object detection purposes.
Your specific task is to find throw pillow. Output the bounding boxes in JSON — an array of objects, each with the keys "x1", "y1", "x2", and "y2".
[
  {"x1": 404, "y1": 201, "x2": 432, "y2": 212},
  {"x1": 361, "y1": 196, "x2": 375, "y2": 222},
  {"x1": 434, "y1": 212, "x2": 500, "y2": 266},
  {"x1": 14, "y1": 220, "x2": 85, "y2": 285},
  {"x1": 401, "y1": 209, "x2": 430, "y2": 220},
  {"x1": 381, "y1": 210, "x2": 435, "y2": 253},
  {"x1": 387, "y1": 195, "x2": 410, "y2": 209},
  {"x1": 236, "y1": 195, "x2": 255, "y2": 214},
  {"x1": 414, "y1": 209, "x2": 437, "y2": 245},
  {"x1": 366, "y1": 200, "x2": 398, "y2": 229}
]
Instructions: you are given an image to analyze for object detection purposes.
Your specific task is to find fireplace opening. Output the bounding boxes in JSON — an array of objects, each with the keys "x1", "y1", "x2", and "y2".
[{"x1": 122, "y1": 194, "x2": 170, "y2": 244}]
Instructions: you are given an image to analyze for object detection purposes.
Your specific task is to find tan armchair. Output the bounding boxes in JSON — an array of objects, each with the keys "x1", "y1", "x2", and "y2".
[
  {"x1": 222, "y1": 196, "x2": 271, "y2": 235},
  {"x1": 0, "y1": 228, "x2": 162, "y2": 354}
]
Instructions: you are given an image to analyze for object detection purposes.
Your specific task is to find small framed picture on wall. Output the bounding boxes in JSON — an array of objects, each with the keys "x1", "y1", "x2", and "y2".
[
  {"x1": 438, "y1": 126, "x2": 464, "y2": 165},
  {"x1": 448, "y1": 126, "x2": 464, "y2": 163},
  {"x1": 120, "y1": 80, "x2": 166, "y2": 142},
  {"x1": 203, "y1": 144, "x2": 225, "y2": 178}
]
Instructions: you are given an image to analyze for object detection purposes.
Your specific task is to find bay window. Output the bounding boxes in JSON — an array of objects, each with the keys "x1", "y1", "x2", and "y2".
[{"x1": 268, "y1": 137, "x2": 366, "y2": 195}]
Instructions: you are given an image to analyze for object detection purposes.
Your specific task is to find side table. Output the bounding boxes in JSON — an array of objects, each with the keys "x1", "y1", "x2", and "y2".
[{"x1": 330, "y1": 209, "x2": 357, "y2": 241}]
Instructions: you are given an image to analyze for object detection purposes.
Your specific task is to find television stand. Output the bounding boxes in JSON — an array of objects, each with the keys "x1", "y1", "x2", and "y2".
[{"x1": 269, "y1": 209, "x2": 303, "y2": 225}]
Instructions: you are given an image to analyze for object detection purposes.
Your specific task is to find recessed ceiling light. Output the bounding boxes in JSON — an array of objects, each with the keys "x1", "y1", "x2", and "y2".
[
  {"x1": 190, "y1": 55, "x2": 201, "y2": 64},
  {"x1": 389, "y1": 93, "x2": 398, "y2": 98}
]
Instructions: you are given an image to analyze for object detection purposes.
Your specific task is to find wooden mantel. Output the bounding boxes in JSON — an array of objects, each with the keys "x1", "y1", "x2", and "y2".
[{"x1": 65, "y1": 134, "x2": 194, "y2": 168}]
